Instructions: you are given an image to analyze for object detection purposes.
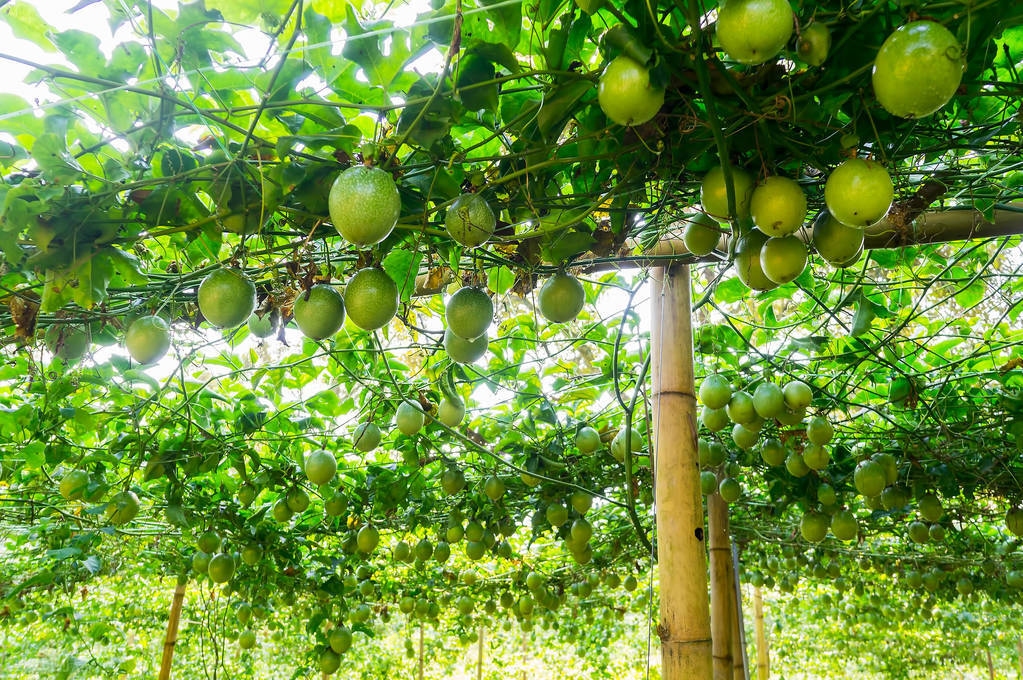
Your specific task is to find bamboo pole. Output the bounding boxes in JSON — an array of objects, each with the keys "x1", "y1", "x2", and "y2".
[
  {"x1": 708, "y1": 491, "x2": 734, "y2": 680},
  {"x1": 476, "y1": 623, "x2": 485, "y2": 680},
  {"x1": 418, "y1": 624, "x2": 425, "y2": 680},
  {"x1": 651, "y1": 265, "x2": 713, "y2": 680},
  {"x1": 753, "y1": 587, "x2": 769, "y2": 680},
  {"x1": 986, "y1": 647, "x2": 995, "y2": 680},
  {"x1": 1017, "y1": 636, "x2": 1022, "y2": 679},
  {"x1": 157, "y1": 578, "x2": 187, "y2": 680},
  {"x1": 731, "y1": 546, "x2": 749, "y2": 680}
]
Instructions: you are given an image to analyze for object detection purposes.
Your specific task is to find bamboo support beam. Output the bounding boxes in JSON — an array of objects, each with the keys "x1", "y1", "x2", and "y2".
[
  {"x1": 651, "y1": 265, "x2": 712, "y2": 680},
  {"x1": 731, "y1": 546, "x2": 749, "y2": 680},
  {"x1": 753, "y1": 587, "x2": 769, "y2": 680},
  {"x1": 418, "y1": 624, "x2": 425, "y2": 680},
  {"x1": 157, "y1": 579, "x2": 187, "y2": 680},
  {"x1": 477, "y1": 624, "x2": 485, "y2": 680},
  {"x1": 708, "y1": 491, "x2": 734, "y2": 680}
]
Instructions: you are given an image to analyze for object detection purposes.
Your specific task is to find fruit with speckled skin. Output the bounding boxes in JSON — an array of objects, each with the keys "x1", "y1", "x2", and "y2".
[
  {"x1": 872, "y1": 21, "x2": 964, "y2": 118},
  {"x1": 716, "y1": 0, "x2": 794, "y2": 65},
  {"x1": 328, "y1": 166, "x2": 401, "y2": 246},
  {"x1": 597, "y1": 56, "x2": 664, "y2": 126}
]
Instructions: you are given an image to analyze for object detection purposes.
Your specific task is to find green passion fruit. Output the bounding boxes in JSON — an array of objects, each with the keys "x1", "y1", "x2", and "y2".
[
  {"x1": 854, "y1": 459, "x2": 887, "y2": 497},
  {"x1": 750, "y1": 176, "x2": 807, "y2": 237},
  {"x1": 124, "y1": 315, "x2": 171, "y2": 365},
  {"x1": 59, "y1": 469, "x2": 90, "y2": 500},
  {"x1": 797, "y1": 22, "x2": 831, "y2": 66},
  {"x1": 294, "y1": 284, "x2": 346, "y2": 339},
  {"x1": 445, "y1": 193, "x2": 496, "y2": 247},
  {"x1": 812, "y1": 211, "x2": 865, "y2": 267},
  {"x1": 1005, "y1": 507, "x2": 1023, "y2": 537},
  {"x1": 752, "y1": 382, "x2": 784, "y2": 419},
  {"x1": 304, "y1": 449, "x2": 337, "y2": 486},
  {"x1": 445, "y1": 286, "x2": 493, "y2": 340},
  {"x1": 734, "y1": 229, "x2": 777, "y2": 292},
  {"x1": 444, "y1": 328, "x2": 488, "y2": 363},
  {"x1": 396, "y1": 399, "x2": 426, "y2": 435},
  {"x1": 247, "y1": 310, "x2": 279, "y2": 338},
  {"x1": 760, "y1": 235, "x2": 807, "y2": 285},
  {"x1": 575, "y1": 426, "x2": 601, "y2": 453},
  {"x1": 824, "y1": 158, "x2": 894, "y2": 227},
  {"x1": 800, "y1": 511, "x2": 830, "y2": 543},
  {"x1": 106, "y1": 490, "x2": 140, "y2": 525},
  {"x1": 682, "y1": 213, "x2": 723, "y2": 256},
  {"x1": 716, "y1": 0, "x2": 793, "y2": 65},
  {"x1": 726, "y1": 390, "x2": 756, "y2": 424},
  {"x1": 700, "y1": 373, "x2": 733, "y2": 409},
  {"x1": 44, "y1": 324, "x2": 90, "y2": 362},
  {"x1": 597, "y1": 55, "x2": 665, "y2": 127},
  {"x1": 198, "y1": 268, "x2": 256, "y2": 329},
  {"x1": 437, "y1": 397, "x2": 465, "y2": 427},
  {"x1": 872, "y1": 20, "x2": 964, "y2": 119},
  {"x1": 538, "y1": 273, "x2": 585, "y2": 323},
  {"x1": 328, "y1": 165, "x2": 401, "y2": 247},
  {"x1": 701, "y1": 405, "x2": 730, "y2": 432},
  {"x1": 831, "y1": 510, "x2": 858, "y2": 541},
  {"x1": 701, "y1": 165, "x2": 755, "y2": 220},
  {"x1": 344, "y1": 268, "x2": 398, "y2": 331},
  {"x1": 783, "y1": 380, "x2": 812, "y2": 410},
  {"x1": 207, "y1": 552, "x2": 235, "y2": 583},
  {"x1": 352, "y1": 422, "x2": 382, "y2": 451}
]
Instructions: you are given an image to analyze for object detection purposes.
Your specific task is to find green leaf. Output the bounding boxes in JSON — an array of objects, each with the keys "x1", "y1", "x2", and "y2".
[
  {"x1": 1, "y1": 2, "x2": 57, "y2": 52},
  {"x1": 32, "y1": 134, "x2": 83, "y2": 184},
  {"x1": 383, "y1": 248, "x2": 424, "y2": 302}
]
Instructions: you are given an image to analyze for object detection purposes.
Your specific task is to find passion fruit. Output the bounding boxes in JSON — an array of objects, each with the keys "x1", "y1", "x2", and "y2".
[
  {"x1": 328, "y1": 165, "x2": 401, "y2": 246},
  {"x1": 700, "y1": 373, "x2": 733, "y2": 409},
  {"x1": 872, "y1": 21, "x2": 964, "y2": 119},
  {"x1": 734, "y1": 229, "x2": 777, "y2": 291},
  {"x1": 293, "y1": 284, "x2": 346, "y2": 339},
  {"x1": 444, "y1": 328, "x2": 488, "y2": 363},
  {"x1": 716, "y1": 0, "x2": 794, "y2": 65},
  {"x1": 438, "y1": 397, "x2": 465, "y2": 427},
  {"x1": 575, "y1": 426, "x2": 601, "y2": 453},
  {"x1": 106, "y1": 490, "x2": 140, "y2": 525},
  {"x1": 682, "y1": 213, "x2": 722, "y2": 256},
  {"x1": 750, "y1": 176, "x2": 807, "y2": 237},
  {"x1": 824, "y1": 158, "x2": 894, "y2": 227},
  {"x1": 538, "y1": 273, "x2": 585, "y2": 323},
  {"x1": 812, "y1": 211, "x2": 865, "y2": 267},
  {"x1": 304, "y1": 449, "x2": 337, "y2": 486},
  {"x1": 701, "y1": 165, "x2": 755, "y2": 220},
  {"x1": 597, "y1": 55, "x2": 665, "y2": 127},
  {"x1": 44, "y1": 324, "x2": 90, "y2": 363},
  {"x1": 344, "y1": 268, "x2": 398, "y2": 331},
  {"x1": 445, "y1": 193, "x2": 496, "y2": 247},
  {"x1": 445, "y1": 286, "x2": 493, "y2": 340},
  {"x1": 197, "y1": 268, "x2": 256, "y2": 329},
  {"x1": 396, "y1": 399, "x2": 426, "y2": 435},
  {"x1": 797, "y1": 22, "x2": 831, "y2": 66},
  {"x1": 247, "y1": 310, "x2": 279, "y2": 338},
  {"x1": 124, "y1": 315, "x2": 171, "y2": 365},
  {"x1": 760, "y1": 235, "x2": 807, "y2": 284}
]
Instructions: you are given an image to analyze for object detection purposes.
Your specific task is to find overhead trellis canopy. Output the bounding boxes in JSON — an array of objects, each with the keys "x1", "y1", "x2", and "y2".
[{"x1": 1, "y1": 0, "x2": 1023, "y2": 677}]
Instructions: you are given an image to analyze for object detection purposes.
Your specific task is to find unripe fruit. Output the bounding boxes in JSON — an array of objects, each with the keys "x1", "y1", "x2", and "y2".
[
  {"x1": 538, "y1": 273, "x2": 585, "y2": 323},
  {"x1": 329, "y1": 165, "x2": 401, "y2": 246},
  {"x1": 597, "y1": 56, "x2": 664, "y2": 126},
  {"x1": 701, "y1": 165, "x2": 755, "y2": 220},
  {"x1": 445, "y1": 193, "x2": 496, "y2": 247},
  {"x1": 751, "y1": 176, "x2": 807, "y2": 237},
  {"x1": 198, "y1": 268, "x2": 256, "y2": 329},
  {"x1": 294, "y1": 284, "x2": 346, "y2": 339},
  {"x1": 824, "y1": 158, "x2": 894, "y2": 227},
  {"x1": 124, "y1": 316, "x2": 171, "y2": 365}
]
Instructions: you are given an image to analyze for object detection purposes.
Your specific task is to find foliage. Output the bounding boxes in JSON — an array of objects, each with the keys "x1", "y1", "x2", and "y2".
[{"x1": 0, "y1": 0, "x2": 1022, "y2": 676}]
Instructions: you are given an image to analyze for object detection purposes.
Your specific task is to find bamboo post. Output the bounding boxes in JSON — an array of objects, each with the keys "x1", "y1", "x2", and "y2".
[
  {"x1": 986, "y1": 647, "x2": 995, "y2": 679},
  {"x1": 418, "y1": 624, "x2": 424, "y2": 680},
  {"x1": 157, "y1": 578, "x2": 187, "y2": 680},
  {"x1": 651, "y1": 265, "x2": 713, "y2": 680},
  {"x1": 731, "y1": 545, "x2": 749, "y2": 680},
  {"x1": 1017, "y1": 636, "x2": 1022, "y2": 679},
  {"x1": 476, "y1": 623, "x2": 485, "y2": 680},
  {"x1": 708, "y1": 491, "x2": 734, "y2": 680},
  {"x1": 753, "y1": 587, "x2": 769, "y2": 680}
]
